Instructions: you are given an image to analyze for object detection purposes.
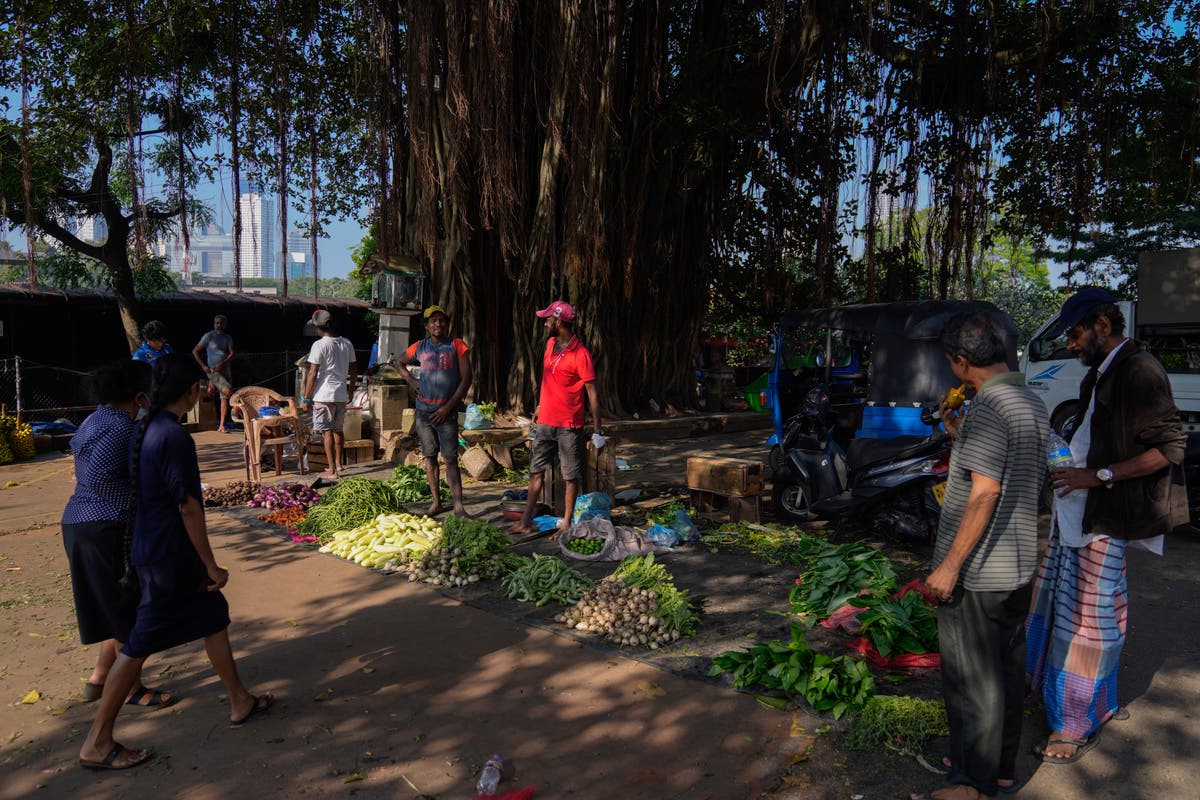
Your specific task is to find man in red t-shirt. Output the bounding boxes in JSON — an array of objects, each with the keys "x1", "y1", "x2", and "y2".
[{"x1": 511, "y1": 300, "x2": 604, "y2": 537}]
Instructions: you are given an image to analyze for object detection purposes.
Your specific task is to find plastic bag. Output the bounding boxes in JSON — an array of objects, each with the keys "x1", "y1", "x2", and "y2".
[
  {"x1": 644, "y1": 524, "x2": 679, "y2": 548},
  {"x1": 559, "y1": 518, "x2": 669, "y2": 561},
  {"x1": 532, "y1": 515, "x2": 562, "y2": 532},
  {"x1": 571, "y1": 492, "x2": 612, "y2": 525},
  {"x1": 668, "y1": 508, "x2": 700, "y2": 542},
  {"x1": 464, "y1": 403, "x2": 492, "y2": 430}
]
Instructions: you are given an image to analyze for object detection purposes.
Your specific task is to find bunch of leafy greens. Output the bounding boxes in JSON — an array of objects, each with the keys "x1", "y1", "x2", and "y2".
[
  {"x1": 387, "y1": 464, "x2": 449, "y2": 504},
  {"x1": 789, "y1": 541, "x2": 897, "y2": 618},
  {"x1": 709, "y1": 622, "x2": 875, "y2": 719},
  {"x1": 845, "y1": 695, "x2": 949, "y2": 756},
  {"x1": 849, "y1": 591, "x2": 939, "y2": 658}
]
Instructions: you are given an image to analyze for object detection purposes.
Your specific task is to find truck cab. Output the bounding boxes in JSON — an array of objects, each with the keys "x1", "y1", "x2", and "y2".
[{"x1": 1019, "y1": 249, "x2": 1200, "y2": 446}]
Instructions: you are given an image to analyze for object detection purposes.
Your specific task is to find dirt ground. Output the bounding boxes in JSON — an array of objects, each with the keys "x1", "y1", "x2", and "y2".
[{"x1": 2, "y1": 424, "x2": 1199, "y2": 799}]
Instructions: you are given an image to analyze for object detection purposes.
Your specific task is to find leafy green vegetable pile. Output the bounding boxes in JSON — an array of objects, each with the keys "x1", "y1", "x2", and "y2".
[
  {"x1": 502, "y1": 554, "x2": 594, "y2": 606},
  {"x1": 387, "y1": 464, "x2": 449, "y2": 504},
  {"x1": 709, "y1": 622, "x2": 875, "y2": 719},
  {"x1": 845, "y1": 695, "x2": 949, "y2": 755},
  {"x1": 403, "y1": 516, "x2": 523, "y2": 585},
  {"x1": 789, "y1": 541, "x2": 897, "y2": 617},
  {"x1": 699, "y1": 522, "x2": 828, "y2": 565},
  {"x1": 849, "y1": 591, "x2": 939, "y2": 658}
]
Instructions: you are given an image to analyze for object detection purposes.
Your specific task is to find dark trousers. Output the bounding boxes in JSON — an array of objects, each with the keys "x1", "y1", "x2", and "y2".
[{"x1": 938, "y1": 582, "x2": 1032, "y2": 795}]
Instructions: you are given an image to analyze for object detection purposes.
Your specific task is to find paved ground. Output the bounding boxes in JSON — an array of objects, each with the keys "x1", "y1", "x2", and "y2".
[{"x1": 1, "y1": 426, "x2": 1199, "y2": 799}]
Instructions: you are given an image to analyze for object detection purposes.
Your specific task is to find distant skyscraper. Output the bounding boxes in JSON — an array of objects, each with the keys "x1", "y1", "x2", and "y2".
[{"x1": 237, "y1": 178, "x2": 277, "y2": 279}]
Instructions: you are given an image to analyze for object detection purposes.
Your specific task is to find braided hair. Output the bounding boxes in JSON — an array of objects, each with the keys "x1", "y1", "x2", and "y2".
[{"x1": 120, "y1": 355, "x2": 206, "y2": 591}]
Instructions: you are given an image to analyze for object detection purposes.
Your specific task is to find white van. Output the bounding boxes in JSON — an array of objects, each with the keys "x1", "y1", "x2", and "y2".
[{"x1": 1019, "y1": 248, "x2": 1200, "y2": 441}]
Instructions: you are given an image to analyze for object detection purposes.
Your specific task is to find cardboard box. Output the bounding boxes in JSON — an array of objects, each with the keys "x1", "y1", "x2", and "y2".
[
  {"x1": 686, "y1": 456, "x2": 764, "y2": 497},
  {"x1": 368, "y1": 383, "x2": 409, "y2": 431}
]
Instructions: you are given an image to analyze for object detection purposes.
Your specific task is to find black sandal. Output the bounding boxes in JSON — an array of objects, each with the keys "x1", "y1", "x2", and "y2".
[{"x1": 230, "y1": 692, "x2": 274, "y2": 726}]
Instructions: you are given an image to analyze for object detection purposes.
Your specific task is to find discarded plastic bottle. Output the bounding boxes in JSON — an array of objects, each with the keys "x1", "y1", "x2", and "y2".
[
  {"x1": 1047, "y1": 430, "x2": 1074, "y2": 469},
  {"x1": 476, "y1": 754, "x2": 503, "y2": 795}
]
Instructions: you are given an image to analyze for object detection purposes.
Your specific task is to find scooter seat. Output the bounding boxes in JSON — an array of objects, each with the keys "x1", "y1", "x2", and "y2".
[{"x1": 844, "y1": 435, "x2": 932, "y2": 470}]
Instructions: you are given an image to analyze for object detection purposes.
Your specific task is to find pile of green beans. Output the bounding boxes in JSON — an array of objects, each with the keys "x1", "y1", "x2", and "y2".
[{"x1": 502, "y1": 554, "x2": 595, "y2": 606}]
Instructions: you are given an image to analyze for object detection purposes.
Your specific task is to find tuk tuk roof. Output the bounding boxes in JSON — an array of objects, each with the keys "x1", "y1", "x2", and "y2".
[
  {"x1": 777, "y1": 300, "x2": 1017, "y2": 341},
  {"x1": 776, "y1": 300, "x2": 1020, "y2": 404}
]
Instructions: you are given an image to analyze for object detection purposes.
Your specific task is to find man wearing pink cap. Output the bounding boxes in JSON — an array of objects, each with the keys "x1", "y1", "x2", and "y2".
[{"x1": 511, "y1": 300, "x2": 604, "y2": 538}]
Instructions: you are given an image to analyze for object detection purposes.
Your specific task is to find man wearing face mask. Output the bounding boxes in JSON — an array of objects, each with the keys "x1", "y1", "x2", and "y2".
[
  {"x1": 1026, "y1": 288, "x2": 1187, "y2": 765},
  {"x1": 510, "y1": 300, "x2": 603, "y2": 539}
]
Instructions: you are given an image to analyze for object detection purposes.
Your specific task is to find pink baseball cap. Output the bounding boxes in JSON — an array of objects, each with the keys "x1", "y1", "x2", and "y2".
[{"x1": 536, "y1": 300, "x2": 575, "y2": 322}]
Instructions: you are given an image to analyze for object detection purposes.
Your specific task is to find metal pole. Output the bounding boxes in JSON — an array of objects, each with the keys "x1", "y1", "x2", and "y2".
[{"x1": 13, "y1": 355, "x2": 22, "y2": 417}]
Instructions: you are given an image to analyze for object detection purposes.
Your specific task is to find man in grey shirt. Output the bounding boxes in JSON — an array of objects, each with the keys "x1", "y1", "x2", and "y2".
[
  {"x1": 912, "y1": 312, "x2": 1047, "y2": 800},
  {"x1": 192, "y1": 314, "x2": 236, "y2": 433}
]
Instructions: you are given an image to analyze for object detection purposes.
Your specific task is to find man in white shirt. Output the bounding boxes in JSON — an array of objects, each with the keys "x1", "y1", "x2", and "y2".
[{"x1": 302, "y1": 310, "x2": 358, "y2": 480}]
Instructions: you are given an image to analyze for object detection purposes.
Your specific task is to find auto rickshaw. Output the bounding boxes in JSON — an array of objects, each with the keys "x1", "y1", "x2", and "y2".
[{"x1": 765, "y1": 300, "x2": 1020, "y2": 470}]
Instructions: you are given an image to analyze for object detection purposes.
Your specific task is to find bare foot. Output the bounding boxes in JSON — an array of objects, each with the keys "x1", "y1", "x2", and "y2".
[
  {"x1": 426, "y1": 503, "x2": 445, "y2": 516},
  {"x1": 452, "y1": 506, "x2": 471, "y2": 518},
  {"x1": 319, "y1": 470, "x2": 338, "y2": 481},
  {"x1": 939, "y1": 758, "x2": 1015, "y2": 791},
  {"x1": 509, "y1": 524, "x2": 534, "y2": 535}
]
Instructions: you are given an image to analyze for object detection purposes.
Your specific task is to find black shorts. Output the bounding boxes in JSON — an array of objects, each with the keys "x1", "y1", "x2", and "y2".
[{"x1": 414, "y1": 409, "x2": 460, "y2": 461}]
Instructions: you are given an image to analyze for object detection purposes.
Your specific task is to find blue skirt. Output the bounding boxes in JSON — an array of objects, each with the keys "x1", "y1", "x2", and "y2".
[{"x1": 123, "y1": 550, "x2": 231, "y2": 659}]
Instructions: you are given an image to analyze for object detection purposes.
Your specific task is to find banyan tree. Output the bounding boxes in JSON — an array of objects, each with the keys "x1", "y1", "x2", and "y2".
[{"x1": 2, "y1": 1, "x2": 1197, "y2": 411}]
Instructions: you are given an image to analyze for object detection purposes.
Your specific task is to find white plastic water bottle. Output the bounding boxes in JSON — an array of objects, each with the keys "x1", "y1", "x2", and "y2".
[
  {"x1": 476, "y1": 753, "x2": 502, "y2": 795},
  {"x1": 1047, "y1": 430, "x2": 1074, "y2": 469}
]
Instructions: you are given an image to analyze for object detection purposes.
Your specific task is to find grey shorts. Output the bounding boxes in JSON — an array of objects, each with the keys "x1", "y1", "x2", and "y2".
[
  {"x1": 312, "y1": 402, "x2": 346, "y2": 433},
  {"x1": 530, "y1": 424, "x2": 584, "y2": 481},
  {"x1": 208, "y1": 367, "x2": 232, "y2": 395},
  {"x1": 414, "y1": 409, "x2": 460, "y2": 461}
]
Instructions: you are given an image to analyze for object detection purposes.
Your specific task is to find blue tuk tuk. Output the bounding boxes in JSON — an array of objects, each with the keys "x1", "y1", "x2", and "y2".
[{"x1": 764, "y1": 301, "x2": 1019, "y2": 468}]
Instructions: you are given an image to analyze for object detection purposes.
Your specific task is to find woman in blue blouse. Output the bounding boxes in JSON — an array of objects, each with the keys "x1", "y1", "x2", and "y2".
[
  {"x1": 62, "y1": 360, "x2": 172, "y2": 709},
  {"x1": 79, "y1": 356, "x2": 271, "y2": 771}
]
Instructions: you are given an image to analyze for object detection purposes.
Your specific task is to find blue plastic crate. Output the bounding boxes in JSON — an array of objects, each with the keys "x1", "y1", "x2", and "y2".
[{"x1": 858, "y1": 406, "x2": 929, "y2": 439}]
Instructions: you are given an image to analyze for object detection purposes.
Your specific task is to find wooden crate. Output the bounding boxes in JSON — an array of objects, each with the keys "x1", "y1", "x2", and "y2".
[
  {"x1": 307, "y1": 438, "x2": 375, "y2": 467},
  {"x1": 686, "y1": 456, "x2": 765, "y2": 497},
  {"x1": 690, "y1": 490, "x2": 763, "y2": 523}
]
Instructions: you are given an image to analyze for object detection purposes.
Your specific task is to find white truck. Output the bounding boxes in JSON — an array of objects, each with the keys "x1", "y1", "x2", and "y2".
[{"x1": 1019, "y1": 247, "x2": 1200, "y2": 447}]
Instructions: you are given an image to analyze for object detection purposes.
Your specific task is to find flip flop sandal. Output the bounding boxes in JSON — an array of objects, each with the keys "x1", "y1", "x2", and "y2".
[
  {"x1": 230, "y1": 692, "x2": 274, "y2": 726},
  {"x1": 1034, "y1": 731, "x2": 1100, "y2": 764},
  {"x1": 997, "y1": 777, "x2": 1028, "y2": 794},
  {"x1": 79, "y1": 743, "x2": 154, "y2": 771},
  {"x1": 915, "y1": 752, "x2": 950, "y2": 775},
  {"x1": 125, "y1": 686, "x2": 176, "y2": 710},
  {"x1": 82, "y1": 682, "x2": 104, "y2": 702},
  {"x1": 1110, "y1": 706, "x2": 1130, "y2": 721}
]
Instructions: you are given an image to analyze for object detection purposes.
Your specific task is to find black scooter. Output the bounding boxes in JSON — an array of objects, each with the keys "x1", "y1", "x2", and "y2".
[{"x1": 771, "y1": 388, "x2": 950, "y2": 541}]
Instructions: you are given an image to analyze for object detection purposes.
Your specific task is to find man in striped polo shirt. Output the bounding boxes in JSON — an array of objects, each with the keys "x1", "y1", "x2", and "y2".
[{"x1": 912, "y1": 312, "x2": 1048, "y2": 800}]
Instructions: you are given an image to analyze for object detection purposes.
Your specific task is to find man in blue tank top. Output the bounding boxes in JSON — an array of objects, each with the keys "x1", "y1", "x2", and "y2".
[{"x1": 396, "y1": 306, "x2": 473, "y2": 516}]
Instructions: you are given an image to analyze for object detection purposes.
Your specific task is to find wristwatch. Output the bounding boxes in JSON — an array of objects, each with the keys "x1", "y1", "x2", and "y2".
[{"x1": 1096, "y1": 468, "x2": 1115, "y2": 488}]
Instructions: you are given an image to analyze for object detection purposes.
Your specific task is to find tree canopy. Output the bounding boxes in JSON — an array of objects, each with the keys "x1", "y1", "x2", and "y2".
[{"x1": 2, "y1": 1, "x2": 1197, "y2": 408}]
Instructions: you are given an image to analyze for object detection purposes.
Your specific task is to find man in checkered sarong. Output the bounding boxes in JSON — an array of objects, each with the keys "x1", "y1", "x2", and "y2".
[{"x1": 1027, "y1": 288, "x2": 1187, "y2": 765}]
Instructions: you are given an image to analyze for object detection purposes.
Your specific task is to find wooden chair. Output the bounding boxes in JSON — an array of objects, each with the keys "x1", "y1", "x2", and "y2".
[{"x1": 229, "y1": 386, "x2": 307, "y2": 483}]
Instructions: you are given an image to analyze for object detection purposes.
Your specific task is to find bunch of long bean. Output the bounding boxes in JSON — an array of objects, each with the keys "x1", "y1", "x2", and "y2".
[{"x1": 502, "y1": 555, "x2": 594, "y2": 606}]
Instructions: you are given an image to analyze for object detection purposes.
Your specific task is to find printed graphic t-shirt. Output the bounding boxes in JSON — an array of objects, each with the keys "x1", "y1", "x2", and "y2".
[{"x1": 404, "y1": 337, "x2": 469, "y2": 412}]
